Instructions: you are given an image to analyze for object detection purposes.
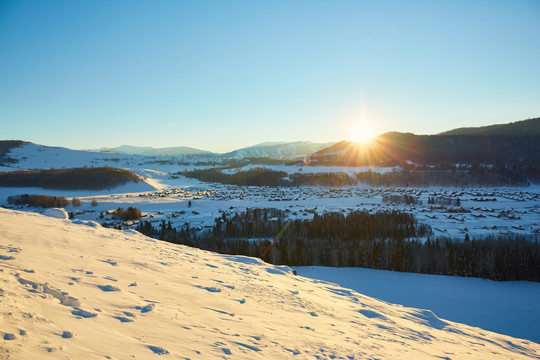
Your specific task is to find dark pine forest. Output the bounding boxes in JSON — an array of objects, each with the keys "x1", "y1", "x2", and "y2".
[{"x1": 133, "y1": 208, "x2": 540, "y2": 282}]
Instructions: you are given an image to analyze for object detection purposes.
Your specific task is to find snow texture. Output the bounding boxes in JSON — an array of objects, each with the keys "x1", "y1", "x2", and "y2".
[
  {"x1": 42, "y1": 208, "x2": 68, "y2": 220},
  {"x1": 297, "y1": 266, "x2": 540, "y2": 344},
  {"x1": 0, "y1": 208, "x2": 539, "y2": 359}
]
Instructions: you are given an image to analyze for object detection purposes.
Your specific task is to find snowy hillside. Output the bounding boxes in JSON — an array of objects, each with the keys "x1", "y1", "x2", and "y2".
[
  {"x1": 0, "y1": 143, "x2": 138, "y2": 171},
  {"x1": 297, "y1": 267, "x2": 540, "y2": 344},
  {"x1": 0, "y1": 142, "x2": 221, "y2": 179},
  {"x1": 223, "y1": 141, "x2": 336, "y2": 158},
  {"x1": 95, "y1": 145, "x2": 155, "y2": 155},
  {"x1": 1, "y1": 208, "x2": 539, "y2": 359},
  {"x1": 97, "y1": 145, "x2": 214, "y2": 156}
]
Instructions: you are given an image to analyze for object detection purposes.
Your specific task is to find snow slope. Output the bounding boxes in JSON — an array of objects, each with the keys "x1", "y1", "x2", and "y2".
[
  {"x1": 1, "y1": 209, "x2": 539, "y2": 359},
  {"x1": 97, "y1": 145, "x2": 214, "y2": 156},
  {"x1": 223, "y1": 141, "x2": 336, "y2": 158},
  {"x1": 1, "y1": 143, "x2": 137, "y2": 170},
  {"x1": 297, "y1": 267, "x2": 540, "y2": 344}
]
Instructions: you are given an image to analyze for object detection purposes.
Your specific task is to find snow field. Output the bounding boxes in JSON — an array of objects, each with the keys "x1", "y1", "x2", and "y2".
[
  {"x1": 1, "y1": 208, "x2": 539, "y2": 359},
  {"x1": 297, "y1": 266, "x2": 540, "y2": 344}
]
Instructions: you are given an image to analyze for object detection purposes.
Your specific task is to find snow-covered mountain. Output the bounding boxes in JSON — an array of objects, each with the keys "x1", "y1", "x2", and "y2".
[
  {"x1": 97, "y1": 145, "x2": 214, "y2": 156},
  {"x1": 96, "y1": 145, "x2": 154, "y2": 154},
  {"x1": 223, "y1": 141, "x2": 336, "y2": 158},
  {"x1": 1, "y1": 208, "x2": 538, "y2": 359},
  {"x1": 0, "y1": 142, "x2": 223, "y2": 175},
  {"x1": 91, "y1": 141, "x2": 338, "y2": 158}
]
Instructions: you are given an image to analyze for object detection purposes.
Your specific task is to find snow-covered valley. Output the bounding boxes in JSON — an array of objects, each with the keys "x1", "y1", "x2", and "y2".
[
  {"x1": 1, "y1": 141, "x2": 540, "y2": 358},
  {"x1": 1, "y1": 143, "x2": 539, "y2": 240}
]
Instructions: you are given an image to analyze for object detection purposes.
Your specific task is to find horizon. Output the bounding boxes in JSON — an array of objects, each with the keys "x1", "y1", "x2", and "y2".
[
  {"x1": 6, "y1": 115, "x2": 537, "y2": 154},
  {"x1": 1, "y1": 0, "x2": 539, "y2": 152}
]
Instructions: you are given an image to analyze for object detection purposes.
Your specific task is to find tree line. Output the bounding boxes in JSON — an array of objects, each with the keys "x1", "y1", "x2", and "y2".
[
  {"x1": 134, "y1": 208, "x2": 539, "y2": 282},
  {"x1": 355, "y1": 167, "x2": 531, "y2": 187},
  {"x1": 7, "y1": 194, "x2": 69, "y2": 208},
  {"x1": 0, "y1": 166, "x2": 141, "y2": 190},
  {"x1": 183, "y1": 165, "x2": 534, "y2": 188}
]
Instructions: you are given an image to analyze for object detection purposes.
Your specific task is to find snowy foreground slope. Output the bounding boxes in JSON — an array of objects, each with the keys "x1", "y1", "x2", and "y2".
[
  {"x1": 0, "y1": 210, "x2": 539, "y2": 360},
  {"x1": 297, "y1": 267, "x2": 540, "y2": 344}
]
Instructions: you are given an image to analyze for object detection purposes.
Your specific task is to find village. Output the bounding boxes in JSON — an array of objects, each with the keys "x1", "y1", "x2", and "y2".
[{"x1": 65, "y1": 183, "x2": 540, "y2": 240}]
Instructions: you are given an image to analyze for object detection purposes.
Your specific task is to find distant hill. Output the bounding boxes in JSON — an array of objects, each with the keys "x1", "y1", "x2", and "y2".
[
  {"x1": 98, "y1": 145, "x2": 154, "y2": 155},
  {"x1": 312, "y1": 117, "x2": 540, "y2": 167},
  {"x1": 223, "y1": 141, "x2": 336, "y2": 158},
  {"x1": 144, "y1": 146, "x2": 214, "y2": 156},
  {"x1": 98, "y1": 145, "x2": 214, "y2": 156}
]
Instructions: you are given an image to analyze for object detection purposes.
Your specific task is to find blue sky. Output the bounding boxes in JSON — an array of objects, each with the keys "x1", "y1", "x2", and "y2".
[{"x1": 1, "y1": 0, "x2": 539, "y2": 152}]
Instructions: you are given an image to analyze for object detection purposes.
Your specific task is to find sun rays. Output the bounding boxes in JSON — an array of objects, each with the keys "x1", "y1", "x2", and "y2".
[
  {"x1": 334, "y1": 133, "x2": 410, "y2": 168},
  {"x1": 346, "y1": 121, "x2": 378, "y2": 144}
]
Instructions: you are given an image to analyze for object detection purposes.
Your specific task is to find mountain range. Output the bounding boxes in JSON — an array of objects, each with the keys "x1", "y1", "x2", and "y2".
[
  {"x1": 95, "y1": 141, "x2": 336, "y2": 158},
  {"x1": 94, "y1": 117, "x2": 539, "y2": 162},
  {"x1": 97, "y1": 145, "x2": 213, "y2": 156},
  {"x1": 2, "y1": 117, "x2": 539, "y2": 165},
  {"x1": 222, "y1": 141, "x2": 336, "y2": 158}
]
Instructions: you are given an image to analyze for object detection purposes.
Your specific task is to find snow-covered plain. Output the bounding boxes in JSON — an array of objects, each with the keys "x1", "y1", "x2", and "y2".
[
  {"x1": 2, "y1": 143, "x2": 539, "y2": 240},
  {"x1": 296, "y1": 266, "x2": 540, "y2": 344},
  {"x1": 1, "y1": 208, "x2": 539, "y2": 359}
]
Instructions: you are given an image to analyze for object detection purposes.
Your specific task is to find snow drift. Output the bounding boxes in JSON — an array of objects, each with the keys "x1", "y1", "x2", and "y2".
[{"x1": 0, "y1": 208, "x2": 538, "y2": 359}]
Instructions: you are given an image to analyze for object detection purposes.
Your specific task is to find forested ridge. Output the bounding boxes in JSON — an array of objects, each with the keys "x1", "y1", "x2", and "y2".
[{"x1": 312, "y1": 118, "x2": 540, "y2": 168}]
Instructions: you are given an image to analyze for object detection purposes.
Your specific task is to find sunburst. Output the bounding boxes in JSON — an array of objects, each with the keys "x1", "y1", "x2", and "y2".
[{"x1": 346, "y1": 121, "x2": 378, "y2": 144}]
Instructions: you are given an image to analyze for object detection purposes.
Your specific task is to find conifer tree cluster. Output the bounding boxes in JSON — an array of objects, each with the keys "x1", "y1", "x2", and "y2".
[
  {"x1": 7, "y1": 194, "x2": 69, "y2": 208},
  {"x1": 112, "y1": 207, "x2": 142, "y2": 221},
  {"x1": 0, "y1": 166, "x2": 140, "y2": 190},
  {"x1": 134, "y1": 208, "x2": 539, "y2": 282}
]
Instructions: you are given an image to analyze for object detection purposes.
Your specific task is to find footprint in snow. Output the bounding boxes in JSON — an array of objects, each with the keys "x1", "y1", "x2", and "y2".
[
  {"x1": 194, "y1": 285, "x2": 221, "y2": 293},
  {"x1": 97, "y1": 285, "x2": 120, "y2": 292},
  {"x1": 135, "y1": 304, "x2": 155, "y2": 313},
  {"x1": 148, "y1": 345, "x2": 169, "y2": 355},
  {"x1": 99, "y1": 259, "x2": 118, "y2": 266},
  {"x1": 72, "y1": 309, "x2": 97, "y2": 318},
  {"x1": 140, "y1": 304, "x2": 154, "y2": 313},
  {"x1": 358, "y1": 309, "x2": 386, "y2": 320},
  {"x1": 114, "y1": 316, "x2": 133, "y2": 323},
  {"x1": 231, "y1": 341, "x2": 262, "y2": 352}
]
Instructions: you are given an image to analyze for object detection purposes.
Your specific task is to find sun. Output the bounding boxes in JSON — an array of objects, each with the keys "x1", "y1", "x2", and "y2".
[{"x1": 347, "y1": 121, "x2": 378, "y2": 144}]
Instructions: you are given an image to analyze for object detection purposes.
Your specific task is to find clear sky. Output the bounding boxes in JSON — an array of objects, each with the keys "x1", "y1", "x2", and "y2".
[{"x1": 1, "y1": 0, "x2": 539, "y2": 153}]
